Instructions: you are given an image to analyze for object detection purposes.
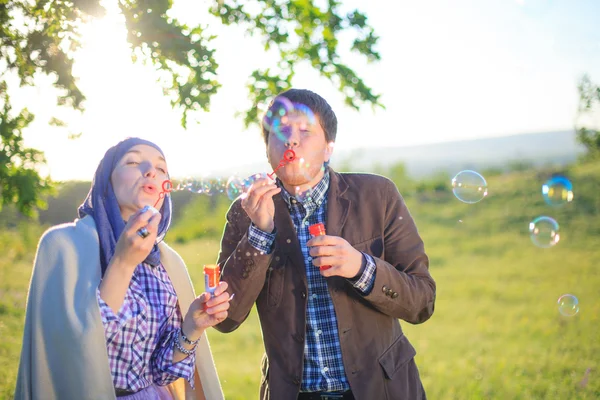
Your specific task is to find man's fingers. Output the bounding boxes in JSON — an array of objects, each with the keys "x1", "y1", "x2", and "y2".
[
  {"x1": 306, "y1": 235, "x2": 339, "y2": 247},
  {"x1": 312, "y1": 255, "x2": 338, "y2": 268},
  {"x1": 256, "y1": 187, "x2": 281, "y2": 208},
  {"x1": 309, "y1": 244, "x2": 338, "y2": 258},
  {"x1": 244, "y1": 183, "x2": 278, "y2": 207},
  {"x1": 318, "y1": 264, "x2": 339, "y2": 277}
]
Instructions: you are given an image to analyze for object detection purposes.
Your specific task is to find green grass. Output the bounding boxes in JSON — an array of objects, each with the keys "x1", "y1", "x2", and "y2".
[{"x1": 1, "y1": 161, "x2": 599, "y2": 399}]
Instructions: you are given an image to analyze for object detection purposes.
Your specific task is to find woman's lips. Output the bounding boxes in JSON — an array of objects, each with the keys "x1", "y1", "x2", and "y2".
[{"x1": 142, "y1": 185, "x2": 157, "y2": 194}]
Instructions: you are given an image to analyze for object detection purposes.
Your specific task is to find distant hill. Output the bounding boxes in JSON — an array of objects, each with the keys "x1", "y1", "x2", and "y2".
[
  {"x1": 0, "y1": 130, "x2": 585, "y2": 228},
  {"x1": 207, "y1": 130, "x2": 585, "y2": 178}
]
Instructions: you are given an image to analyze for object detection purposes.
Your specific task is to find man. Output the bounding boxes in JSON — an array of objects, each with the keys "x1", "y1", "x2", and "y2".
[{"x1": 214, "y1": 89, "x2": 436, "y2": 400}]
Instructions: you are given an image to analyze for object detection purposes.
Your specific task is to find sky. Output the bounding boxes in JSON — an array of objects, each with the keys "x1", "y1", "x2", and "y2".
[{"x1": 13, "y1": 0, "x2": 600, "y2": 181}]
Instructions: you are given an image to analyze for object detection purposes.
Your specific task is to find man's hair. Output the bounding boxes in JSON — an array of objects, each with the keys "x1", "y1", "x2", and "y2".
[{"x1": 260, "y1": 88, "x2": 338, "y2": 145}]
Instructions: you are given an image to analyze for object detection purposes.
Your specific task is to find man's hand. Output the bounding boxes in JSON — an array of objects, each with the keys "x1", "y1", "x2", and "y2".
[
  {"x1": 307, "y1": 235, "x2": 364, "y2": 278},
  {"x1": 241, "y1": 176, "x2": 281, "y2": 232}
]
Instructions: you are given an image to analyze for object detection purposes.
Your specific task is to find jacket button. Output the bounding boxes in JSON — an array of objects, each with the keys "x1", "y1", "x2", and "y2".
[
  {"x1": 392, "y1": 292, "x2": 399, "y2": 299},
  {"x1": 242, "y1": 271, "x2": 249, "y2": 278},
  {"x1": 386, "y1": 289, "x2": 393, "y2": 296},
  {"x1": 244, "y1": 259, "x2": 254, "y2": 266},
  {"x1": 301, "y1": 292, "x2": 306, "y2": 299},
  {"x1": 292, "y1": 375, "x2": 300, "y2": 385},
  {"x1": 382, "y1": 285, "x2": 388, "y2": 293}
]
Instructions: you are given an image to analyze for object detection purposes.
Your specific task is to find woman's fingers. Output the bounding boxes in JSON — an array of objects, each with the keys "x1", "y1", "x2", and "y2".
[{"x1": 126, "y1": 206, "x2": 159, "y2": 232}]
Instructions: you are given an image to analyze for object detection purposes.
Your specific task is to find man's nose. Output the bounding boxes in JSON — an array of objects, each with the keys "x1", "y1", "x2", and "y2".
[{"x1": 285, "y1": 128, "x2": 300, "y2": 148}]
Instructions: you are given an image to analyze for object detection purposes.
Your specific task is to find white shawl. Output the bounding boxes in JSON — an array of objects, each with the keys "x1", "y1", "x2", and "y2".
[{"x1": 14, "y1": 215, "x2": 224, "y2": 400}]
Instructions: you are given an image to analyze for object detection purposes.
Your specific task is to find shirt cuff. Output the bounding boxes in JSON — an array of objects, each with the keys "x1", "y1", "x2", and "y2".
[
  {"x1": 96, "y1": 287, "x2": 134, "y2": 333},
  {"x1": 248, "y1": 223, "x2": 276, "y2": 254},
  {"x1": 351, "y1": 254, "x2": 377, "y2": 295},
  {"x1": 153, "y1": 329, "x2": 197, "y2": 388}
]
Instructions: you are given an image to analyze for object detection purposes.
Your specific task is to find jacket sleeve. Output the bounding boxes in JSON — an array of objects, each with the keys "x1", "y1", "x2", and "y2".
[
  {"x1": 213, "y1": 200, "x2": 274, "y2": 333},
  {"x1": 361, "y1": 180, "x2": 436, "y2": 324}
]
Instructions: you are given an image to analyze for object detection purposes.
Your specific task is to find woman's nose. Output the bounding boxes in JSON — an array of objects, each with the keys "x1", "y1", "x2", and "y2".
[{"x1": 143, "y1": 164, "x2": 157, "y2": 178}]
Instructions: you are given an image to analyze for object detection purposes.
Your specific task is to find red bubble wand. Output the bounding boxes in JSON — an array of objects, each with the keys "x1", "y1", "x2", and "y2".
[
  {"x1": 268, "y1": 149, "x2": 296, "y2": 179},
  {"x1": 154, "y1": 180, "x2": 173, "y2": 208}
]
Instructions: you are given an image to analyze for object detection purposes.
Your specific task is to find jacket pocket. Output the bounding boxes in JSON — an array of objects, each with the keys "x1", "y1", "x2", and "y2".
[
  {"x1": 378, "y1": 334, "x2": 416, "y2": 379},
  {"x1": 351, "y1": 235, "x2": 384, "y2": 259}
]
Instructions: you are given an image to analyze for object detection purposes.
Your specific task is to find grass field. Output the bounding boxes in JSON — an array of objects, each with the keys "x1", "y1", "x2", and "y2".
[{"x1": 1, "y1": 161, "x2": 599, "y2": 399}]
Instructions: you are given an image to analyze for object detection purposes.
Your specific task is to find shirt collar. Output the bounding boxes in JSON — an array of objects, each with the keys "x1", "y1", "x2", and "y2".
[{"x1": 278, "y1": 169, "x2": 330, "y2": 209}]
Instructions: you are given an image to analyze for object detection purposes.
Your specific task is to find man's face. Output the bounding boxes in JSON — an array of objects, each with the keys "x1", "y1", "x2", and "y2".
[{"x1": 266, "y1": 109, "x2": 333, "y2": 189}]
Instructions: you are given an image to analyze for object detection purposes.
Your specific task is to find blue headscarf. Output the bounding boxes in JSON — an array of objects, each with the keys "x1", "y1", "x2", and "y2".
[{"x1": 78, "y1": 137, "x2": 172, "y2": 276}]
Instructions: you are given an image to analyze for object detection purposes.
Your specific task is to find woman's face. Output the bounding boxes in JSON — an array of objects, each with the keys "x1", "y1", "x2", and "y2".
[{"x1": 111, "y1": 144, "x2": 169, "y2": 221}]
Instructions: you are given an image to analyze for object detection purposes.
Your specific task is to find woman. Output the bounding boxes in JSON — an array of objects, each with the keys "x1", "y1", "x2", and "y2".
[{"x1": 15, "y1": 137, "x2": 229, "y2": 400}]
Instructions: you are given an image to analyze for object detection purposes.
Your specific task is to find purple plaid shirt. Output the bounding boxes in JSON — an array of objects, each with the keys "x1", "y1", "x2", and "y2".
[{"x1": 96, "y1": 262, "x2": 196, "y2": 391}]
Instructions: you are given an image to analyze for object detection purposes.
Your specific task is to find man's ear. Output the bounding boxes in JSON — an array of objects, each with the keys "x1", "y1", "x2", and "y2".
[{"x1": 324, "y1": 141, "x2": 335, "y2": 162}]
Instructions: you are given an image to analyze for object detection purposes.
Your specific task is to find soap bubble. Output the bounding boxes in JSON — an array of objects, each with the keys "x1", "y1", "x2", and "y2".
[
  {"x1": 542, "y1": 176, "x2": 573, "y2": 206},
  {"x1": 557, "y1": 294, "x2": 579, "y2": 317},
  {"x1": 529, "y1": 216, "x2": 560, "y2": 248},
  {"x1": 451, "y1": 170, "x2": 488, "y2": 204}
]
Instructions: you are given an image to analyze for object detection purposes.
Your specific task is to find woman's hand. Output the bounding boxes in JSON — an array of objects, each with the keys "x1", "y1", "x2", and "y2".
[
  {"x1": 110, "y1": 206, "x2": 161, "y2": 271},
  {"x1": 181, "y1": 281, "x2": 231, "y2": 341}
]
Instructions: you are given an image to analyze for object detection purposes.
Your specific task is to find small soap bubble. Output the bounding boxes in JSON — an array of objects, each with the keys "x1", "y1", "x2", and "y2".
[
  {"x1": 226, "y1": 176, "x2": 245, "y2": 200},
  {"x1": 451, "y1": 170, "x2": 488, "y2": 204},
  {"x1": 557, "y1": 294, "x2": 579, "y2": 317},
  {"x1": 529, "y1": 216, "x2": 560, "y2": 248},
  {"x1": 542, "y1": 176, "x2": 573, "y2": 206}
]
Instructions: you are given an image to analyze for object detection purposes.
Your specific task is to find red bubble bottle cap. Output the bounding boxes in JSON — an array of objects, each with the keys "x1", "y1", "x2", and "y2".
[{"x1": 309, "y1": 222, "x2": 326, "y2": 237}]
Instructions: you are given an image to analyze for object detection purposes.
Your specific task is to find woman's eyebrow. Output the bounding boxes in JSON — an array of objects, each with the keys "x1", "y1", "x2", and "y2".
[{"x1": 124, "y1": 150, "x2": 166, "y2": 163}]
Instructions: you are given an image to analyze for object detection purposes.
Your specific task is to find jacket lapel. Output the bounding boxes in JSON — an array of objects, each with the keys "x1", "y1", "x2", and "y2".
[
  {"x1": 274, "y1": 194, "x2": 306, "y2": 279},
  {"x1": 326, "y1": 169, "x2": 350, "y2": 238}
]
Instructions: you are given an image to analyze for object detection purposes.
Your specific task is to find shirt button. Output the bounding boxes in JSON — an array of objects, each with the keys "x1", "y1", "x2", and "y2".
[
  {"x1": 316, "y1": 329, "x2": 322, "y2": 336},
  {"x1": 311, "y1": 294, "x2": 317, "y2": 299},
  {"x1": 322, "y1": 367, "x2": 329, "y2": 373},
  {"x1": 291, "y1": 199, "x2": 297, "y2": 204},
  {"x1": 307, "y1": 256, "x2": 312, "y2": 261}
]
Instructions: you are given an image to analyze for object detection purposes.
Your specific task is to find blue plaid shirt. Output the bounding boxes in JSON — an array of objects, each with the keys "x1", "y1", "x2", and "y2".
[{"x1": 249, "y1": 170, "x2": 376, "y2": 392}]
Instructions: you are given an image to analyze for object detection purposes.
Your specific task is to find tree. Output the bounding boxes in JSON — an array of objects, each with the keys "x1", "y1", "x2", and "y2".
[
  {"x1": 575, "y1": 74, "x2": 600, "y2": 160},
  {"x1": 0, "y1": 0, "x2": 382, "y2": 216}
]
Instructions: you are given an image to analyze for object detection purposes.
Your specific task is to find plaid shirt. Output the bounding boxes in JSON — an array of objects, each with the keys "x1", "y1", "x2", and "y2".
[
  {"x1": 249, "y1": 170, "x2": 376, "y2": 392},
  {"x1": 96, "y1": 262, "x2": 196, "y2": 391}
]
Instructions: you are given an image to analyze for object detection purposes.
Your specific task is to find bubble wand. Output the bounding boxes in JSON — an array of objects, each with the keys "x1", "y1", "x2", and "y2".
[
  {"x1": 154, "y1": 180, "x2": 173, "y2": 208},
  {"x1": 267, "y1": 150, "x2": 296, "y2": 179}
]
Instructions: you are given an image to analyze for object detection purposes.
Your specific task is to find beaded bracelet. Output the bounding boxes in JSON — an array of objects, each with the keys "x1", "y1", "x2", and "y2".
[
  {"x1": 180, "y1": 328, "x2": 201, "y2": 345},
  {"x1": 174, "y1": 332, "x2": 195, "y2": 356}
]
